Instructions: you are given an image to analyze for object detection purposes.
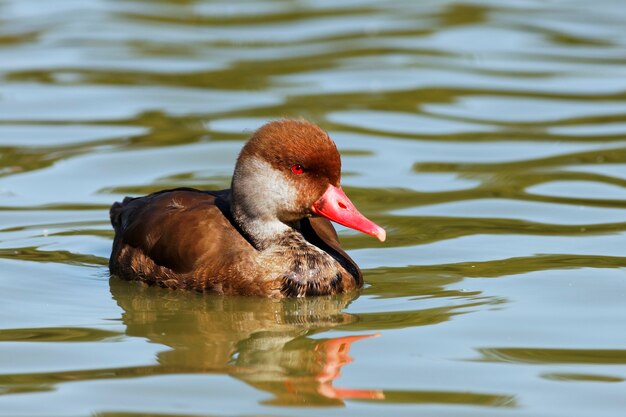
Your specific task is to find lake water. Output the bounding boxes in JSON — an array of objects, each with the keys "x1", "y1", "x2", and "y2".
[{"x1": 1, "y1": 0, "x2": 626, "y2": 416}]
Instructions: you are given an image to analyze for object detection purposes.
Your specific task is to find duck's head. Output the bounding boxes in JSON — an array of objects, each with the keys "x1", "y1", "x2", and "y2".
[{"x1": 231, "y1": 120, "x2": 385, "y2": 242}]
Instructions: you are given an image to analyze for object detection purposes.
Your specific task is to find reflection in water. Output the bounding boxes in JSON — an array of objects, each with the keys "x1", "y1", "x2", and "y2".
[
  {"x1": 0, "y1": 278, "x2": 515, "y2": 408},
  {"x1": 110, "y1": 278, "x2": 383, "y2": 406},
  {"x1": 109, "y1": 279, "x2": 516, "y2": 408},
  {"x1": 107, "y1": 279, "x2": 516, "y2": 408}
]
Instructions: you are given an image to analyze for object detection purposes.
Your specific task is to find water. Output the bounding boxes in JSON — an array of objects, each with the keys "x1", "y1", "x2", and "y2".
[{"x1": 1, "y1": 0, "x2": 626, "y2": 416}]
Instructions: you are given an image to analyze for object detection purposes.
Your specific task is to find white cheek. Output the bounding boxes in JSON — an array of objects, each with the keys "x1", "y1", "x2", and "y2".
[{"x1": 237, "y1": 157, "x2": 299, "y2": 214}]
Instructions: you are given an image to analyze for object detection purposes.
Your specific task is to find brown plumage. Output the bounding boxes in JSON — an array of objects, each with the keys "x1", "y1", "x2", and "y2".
[{"x1": 109, "y1": 120, "x2": 385, "y2": 298}]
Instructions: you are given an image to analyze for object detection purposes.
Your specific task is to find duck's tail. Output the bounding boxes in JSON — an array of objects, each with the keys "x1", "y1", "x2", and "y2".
[{"x1": 109, "y1": 196, "x2": 136, "y2": 233}]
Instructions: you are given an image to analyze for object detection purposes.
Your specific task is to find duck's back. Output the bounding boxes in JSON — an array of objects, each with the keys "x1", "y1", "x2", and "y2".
[{"x1": 110, "y1": 188, "x2": 255, "y2": 292}]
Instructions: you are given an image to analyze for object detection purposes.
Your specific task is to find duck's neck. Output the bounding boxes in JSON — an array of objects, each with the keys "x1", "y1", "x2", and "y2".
[
  {"x1": 240, "y1": 216, "x2": 301, "y2": 251},
  {"x1": 230, "y1": 197, "x2": 300, "y2": 251}
]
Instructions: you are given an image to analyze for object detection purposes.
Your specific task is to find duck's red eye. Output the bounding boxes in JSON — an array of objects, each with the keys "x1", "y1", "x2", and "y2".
[{"x1": 291, "y1": 164, "x2": 304, "y2": 175}]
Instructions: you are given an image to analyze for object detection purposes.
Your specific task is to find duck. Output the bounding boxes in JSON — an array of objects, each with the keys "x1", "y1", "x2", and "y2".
[{"x1": 109, "y1": 119, "x2": 385, "y2": 298}]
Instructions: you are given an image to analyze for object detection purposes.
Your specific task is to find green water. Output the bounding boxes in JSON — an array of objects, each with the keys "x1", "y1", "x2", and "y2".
[{"x1": 1, "y1": 0, "x2": 626, "y2": 416}]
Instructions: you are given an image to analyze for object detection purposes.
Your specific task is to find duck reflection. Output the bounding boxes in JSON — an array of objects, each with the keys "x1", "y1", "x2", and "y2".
[{"x1": 109, "y1": 277, "x2": 384, "y2": 406}]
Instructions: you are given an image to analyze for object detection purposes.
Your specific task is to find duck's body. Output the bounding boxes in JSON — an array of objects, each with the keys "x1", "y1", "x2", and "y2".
[
  {"x1": 110, "y1": 187, "x2": 362, "y2": 297},
  {"x1": 109, "y1": 120, "x2": 385, "y2": 298}
]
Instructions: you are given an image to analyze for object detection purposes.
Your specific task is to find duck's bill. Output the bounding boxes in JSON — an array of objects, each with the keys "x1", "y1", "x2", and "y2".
[{"x1": 312, "y1": 185, "x2": 386, "y2": 242}]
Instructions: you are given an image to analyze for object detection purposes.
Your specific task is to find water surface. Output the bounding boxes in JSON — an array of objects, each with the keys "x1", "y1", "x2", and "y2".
[{"x1": 1, "y1": 0, "x2": 626, "y2": 416}]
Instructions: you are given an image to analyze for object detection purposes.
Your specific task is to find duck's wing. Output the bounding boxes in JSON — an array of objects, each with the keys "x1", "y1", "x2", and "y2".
[
  {"x1": 109, "y1": 188, "x2": 249, "y2": 287},
  {"x1": 301, "y1": 217, "x2": 363, "y2": 287}
]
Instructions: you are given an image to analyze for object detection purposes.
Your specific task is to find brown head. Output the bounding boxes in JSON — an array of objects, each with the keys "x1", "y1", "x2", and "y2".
[{"x1": 231, "y1": 120, "x2": 385, "y2": 244}]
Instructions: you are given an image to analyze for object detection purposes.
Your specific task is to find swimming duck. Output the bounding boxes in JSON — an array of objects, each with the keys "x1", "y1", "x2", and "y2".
[{"x1": 109, "y1": 120, "x2": 385, "y2": 297}]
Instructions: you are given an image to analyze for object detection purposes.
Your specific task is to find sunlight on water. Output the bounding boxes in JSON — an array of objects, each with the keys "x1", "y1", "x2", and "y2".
[{"x1": 1, "y1": 0, "x2": 626, "y2": 416}]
